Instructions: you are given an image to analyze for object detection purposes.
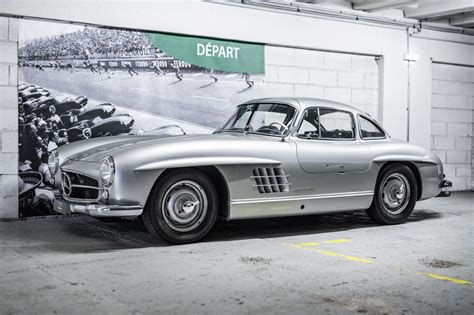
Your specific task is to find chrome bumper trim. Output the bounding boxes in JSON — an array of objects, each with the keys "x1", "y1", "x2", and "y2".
[
  {"x1": 70, "y1": 204, "x2": 143, "y2": 217},
  {"x1": 53, "y1": 194, "x2": 143, "y2": 217},
  {"x1": 437, "y1": 179, "x2": 452, "y2": 197},
  {"x1": 439, "y1": 179, "x2": 452, "y2": 191}
]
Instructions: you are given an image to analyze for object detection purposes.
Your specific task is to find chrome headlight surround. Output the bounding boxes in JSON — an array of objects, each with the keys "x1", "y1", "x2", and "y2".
[
  {"x1": 48, "y1": 149, "x2": 59, "y2": 175},
  {"x1": 100, "y1": 156, "x2": 115, "y2": 187}
]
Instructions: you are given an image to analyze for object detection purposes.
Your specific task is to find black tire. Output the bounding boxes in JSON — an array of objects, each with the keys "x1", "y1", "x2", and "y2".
[
  {"x1": 366, "y1": 163, "x2": 418, "y2": 225},
  {"x1": 142, "y1": 169, "x2": 218, "y2": 244}
]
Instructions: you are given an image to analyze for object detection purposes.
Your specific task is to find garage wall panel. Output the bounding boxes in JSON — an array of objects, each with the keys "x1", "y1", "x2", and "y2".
[
  {"x1": 265, "y1": 46, "x2": 380, "y2": 119},
  {"x1": 0, "y1": 17, "x2": 19, "y2": 219},
  {"x1": 431, "y1": 63, "x2": 474, "y2": 191}
]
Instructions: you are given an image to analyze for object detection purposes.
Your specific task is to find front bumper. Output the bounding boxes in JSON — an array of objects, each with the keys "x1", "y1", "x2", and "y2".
[
  {"x1": 437, "y1": 179, "x2": 452, "y2": 197},
  {"x1": 54, "y1": 194, "x2": 143, "y2": 217}
]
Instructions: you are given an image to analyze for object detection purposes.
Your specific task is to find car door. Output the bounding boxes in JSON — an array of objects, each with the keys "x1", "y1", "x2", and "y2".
[{"x1": 292, "y1": 107, "x2": 372, "y2": 195}]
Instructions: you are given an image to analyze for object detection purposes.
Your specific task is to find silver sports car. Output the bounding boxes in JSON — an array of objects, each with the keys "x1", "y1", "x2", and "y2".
[{"x1": 50, "y1": 97, "x2": 452, "y2": 244}]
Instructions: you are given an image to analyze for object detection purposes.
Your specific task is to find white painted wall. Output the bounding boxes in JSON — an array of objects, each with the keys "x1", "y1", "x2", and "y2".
[
  {"x1": 264, "y1": 46, "x2": 380, "y2": 119},
  {"x1": 430, "y1": 63, "x2": 473, "y2": 190},
  {"x1": 409, "y1": 32, "x2": 474, "y2": 148},
  {"x1": 0, "y1": 0, "x2": 473, "y2": 217},
  {"x1": 0, "y1": 16, "x2": 19, "y2": 218}
]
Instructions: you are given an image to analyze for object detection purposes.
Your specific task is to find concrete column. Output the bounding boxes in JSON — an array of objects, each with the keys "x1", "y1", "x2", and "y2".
[
  {"x1": 408, "y1": 55, "x2": 432, "y2": 150},
  {"x1": 0, "y1": 17, "x2": 19, "y2": 219},
  {"x1": 379, "y1": 33, "x2": 409, "y2": 142}
]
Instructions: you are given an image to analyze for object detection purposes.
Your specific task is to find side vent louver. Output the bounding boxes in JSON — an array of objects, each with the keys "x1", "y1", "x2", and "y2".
[{"x1": 251, "y1": 167, "x2": 290, "y2": 193}]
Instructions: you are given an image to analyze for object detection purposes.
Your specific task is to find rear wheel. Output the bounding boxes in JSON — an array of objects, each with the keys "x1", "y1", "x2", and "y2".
[
  {"x1": 142, "y1": 169, "x2": 218, "y2": 244},
  {"x1": 366, "y1": 164, "x2": 417, "y2": 224}
]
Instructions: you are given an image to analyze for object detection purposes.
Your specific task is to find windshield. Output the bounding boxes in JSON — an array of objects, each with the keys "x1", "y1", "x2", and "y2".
[{"x1": 218, "y1": 103, "x2": 296, "y2": 136}]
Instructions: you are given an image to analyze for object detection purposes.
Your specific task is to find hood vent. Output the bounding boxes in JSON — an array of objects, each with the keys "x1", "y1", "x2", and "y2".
[{"x1": 251, "y1": 167, "x2": 290, "y2": 194}]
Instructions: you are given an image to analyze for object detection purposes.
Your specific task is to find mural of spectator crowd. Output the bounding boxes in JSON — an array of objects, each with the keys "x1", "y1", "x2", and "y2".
[
  {"x1": 20, "y1": 28, "x2": 153, "y2": 60},
  {"x1": 17, "y1": 22, "x2": 263, "y2": 217}
]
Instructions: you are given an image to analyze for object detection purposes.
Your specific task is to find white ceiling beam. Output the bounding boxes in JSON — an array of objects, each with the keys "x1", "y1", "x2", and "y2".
[
  {"x1": 450, "y1": 11, "x2": 474, "y2": 27},
  {"x1": 353, "y1": 0, "x2": 417, "y2": 12},
  {"x1": 404, "y1": 0, "x2": 474, "y2": 20}
]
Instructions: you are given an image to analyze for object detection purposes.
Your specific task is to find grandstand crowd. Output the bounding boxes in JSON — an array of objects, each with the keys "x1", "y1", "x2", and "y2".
[{"x1": 19, "y1": 27, "x2": 153, "y2": 60}]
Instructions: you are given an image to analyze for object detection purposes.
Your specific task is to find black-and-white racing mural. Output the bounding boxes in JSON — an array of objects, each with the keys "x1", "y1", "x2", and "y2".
[{"x1": 18, "y1": 19, "x2": 265, "y2": 217}]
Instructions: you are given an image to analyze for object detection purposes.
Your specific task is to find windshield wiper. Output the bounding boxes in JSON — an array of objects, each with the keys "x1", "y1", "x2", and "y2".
[
  {"x1": 215, "y1": 127, "x2": 245, "y2": 133},
  {"x1": 216, "y1": 125, "x2": 254, "y2": 134},
  {"x1": 247, "y1": 131, "x2": 286, "y2": 137}
]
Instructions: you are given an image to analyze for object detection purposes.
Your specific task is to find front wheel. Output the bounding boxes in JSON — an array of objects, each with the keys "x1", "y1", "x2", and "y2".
[
  {"x1": 142, "y1": 169, "x2": 218, "y2": 244},
  {"x1": 366, "y1": 164, "x2": 418, "y2": 225}
]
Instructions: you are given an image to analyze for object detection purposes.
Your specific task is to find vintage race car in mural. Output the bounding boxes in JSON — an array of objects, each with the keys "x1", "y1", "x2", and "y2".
[
  {"x1": 32, "y1": 95, "x2": 88, "y2": 116},
  {"x1": 60, "y1": 103, "x2": 116, "y2": 128},
  {"x1": 65, "y1": 114, "x2": 135, "y2": 141},
  {"x1": 19, "y1": 89, "x2": 51, "y2": 102},
  {"x1": 50, "y1": 97, "x2": 452, "y2": 244},
  {"x1": 22, "y1": 94, "x2": 88, "y2": 117}
]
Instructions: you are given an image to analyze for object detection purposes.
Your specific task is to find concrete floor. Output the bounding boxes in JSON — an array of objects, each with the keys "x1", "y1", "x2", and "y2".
[{"x1": 1, "y1": 192, "x2": 473, "y2": 314}]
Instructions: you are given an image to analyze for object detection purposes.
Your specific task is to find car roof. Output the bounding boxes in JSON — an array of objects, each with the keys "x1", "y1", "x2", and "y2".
[{"x1": 241, "y1": 97, "x2": 365, "y2": 115}]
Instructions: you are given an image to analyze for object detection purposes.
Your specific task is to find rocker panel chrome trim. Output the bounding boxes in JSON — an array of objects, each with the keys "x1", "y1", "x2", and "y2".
[{"x1": 231, "y1": 191, "x2": 374, "y2": 205}]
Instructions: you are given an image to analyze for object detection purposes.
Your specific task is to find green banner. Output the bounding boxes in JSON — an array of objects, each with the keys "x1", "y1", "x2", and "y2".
[{"x1": 145, "y1": 32, "x2": 265, "y2": 74}]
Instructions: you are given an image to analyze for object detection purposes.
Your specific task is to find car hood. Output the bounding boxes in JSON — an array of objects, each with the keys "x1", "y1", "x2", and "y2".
[
  {"x1": 63, "y1": 134, "x2": 179, "y2": 163},
  {"x1": 62, "y1": 132, "x2": 282, "y2": 164}
]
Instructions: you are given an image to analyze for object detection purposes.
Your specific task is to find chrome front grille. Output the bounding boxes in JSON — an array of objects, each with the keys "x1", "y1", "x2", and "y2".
[
  {"x1": 62, "y1": 171, "x2": 101, "y2": 202},
  {"x1": 251, "y1": 167, "x2": 291, "y2": 194}
]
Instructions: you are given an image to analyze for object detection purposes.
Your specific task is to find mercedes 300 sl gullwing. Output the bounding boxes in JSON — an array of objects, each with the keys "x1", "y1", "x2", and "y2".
[{"x1": 50, "y1": 97, "x2": 451, "y2": 244}]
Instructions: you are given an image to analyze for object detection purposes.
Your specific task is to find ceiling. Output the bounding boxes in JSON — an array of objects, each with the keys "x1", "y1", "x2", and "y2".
[{"x1": 235, "y1": 0, "x2": 474, "y2": 32}]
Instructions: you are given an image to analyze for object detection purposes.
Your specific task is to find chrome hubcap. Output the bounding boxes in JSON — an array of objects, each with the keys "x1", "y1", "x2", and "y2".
[
  {"x1": 161, "y1": 180, "x2": 207, "y2": 232},
  {"x1": 380, "y1": 173, "x2": 411, "y2": 215},
  {"x1": 182, "y1": 200, "x2": 199, "y2": 215}
]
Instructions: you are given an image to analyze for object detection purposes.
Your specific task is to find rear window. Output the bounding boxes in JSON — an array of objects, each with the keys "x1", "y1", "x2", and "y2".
[{"x1": 359, "y1": 116, "x2": 385, "y2": 139}]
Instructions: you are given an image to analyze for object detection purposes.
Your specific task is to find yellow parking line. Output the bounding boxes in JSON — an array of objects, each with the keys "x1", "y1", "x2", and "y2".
[
  {"x1": 417, "y1": 272, "x2": 472, "y2": 286},
  {"x1": 290, "y1": 244, "x2": 373, "y2": 264},
  {"x1": 294, "y1": 239, "x2": 352, "y2": 247},
  {"x1": 314, "y1": 249, "x2": 373, "y2": 263},
  {"x1": 286, "y1": 242, "x2": 472, "y2": 287},
  {"x1": 324, "y1": 239, "x2": 352, "y2": 244},
  {"x1": 294, "y1": 242, "x2": 320, "y2": 247}
]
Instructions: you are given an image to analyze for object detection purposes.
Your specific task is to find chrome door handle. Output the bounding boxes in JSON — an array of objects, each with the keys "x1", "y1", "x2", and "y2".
[
  {"x1": 326, "y1": 164, "x2": 345, "y2": 173},
  {"x1": 326, "y1": 164, "x2": 344, "y2": 168}
]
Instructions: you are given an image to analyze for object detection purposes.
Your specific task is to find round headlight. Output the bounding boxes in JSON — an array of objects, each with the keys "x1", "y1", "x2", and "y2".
[
  {"x1": 48, "y1": 149, "x2": 59, "y2": 175},
  {"x1": 100, "y1": 156, "x2": 115, "y2": 187}
]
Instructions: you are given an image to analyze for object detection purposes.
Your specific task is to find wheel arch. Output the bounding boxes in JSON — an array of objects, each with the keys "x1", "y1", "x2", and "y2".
[{"x1": 144, "y1": 166, "x2": 230, "y2": 220}]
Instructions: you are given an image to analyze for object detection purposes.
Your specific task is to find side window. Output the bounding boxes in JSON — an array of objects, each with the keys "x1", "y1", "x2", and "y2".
[
  {"x1": 359, "y1": 116, "x2": 385, "y2": 139},
  {"x1": 319, "y1": 108, "x2": 355, "y2": 139},
  {"x1": 297, "y1": 108, "x2": 319, "y2": 139}
]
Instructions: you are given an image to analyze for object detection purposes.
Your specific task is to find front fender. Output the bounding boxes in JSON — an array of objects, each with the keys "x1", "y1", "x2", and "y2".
[{"x1": 134, "y1": 156, "x2": 280, "y2": 171}]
